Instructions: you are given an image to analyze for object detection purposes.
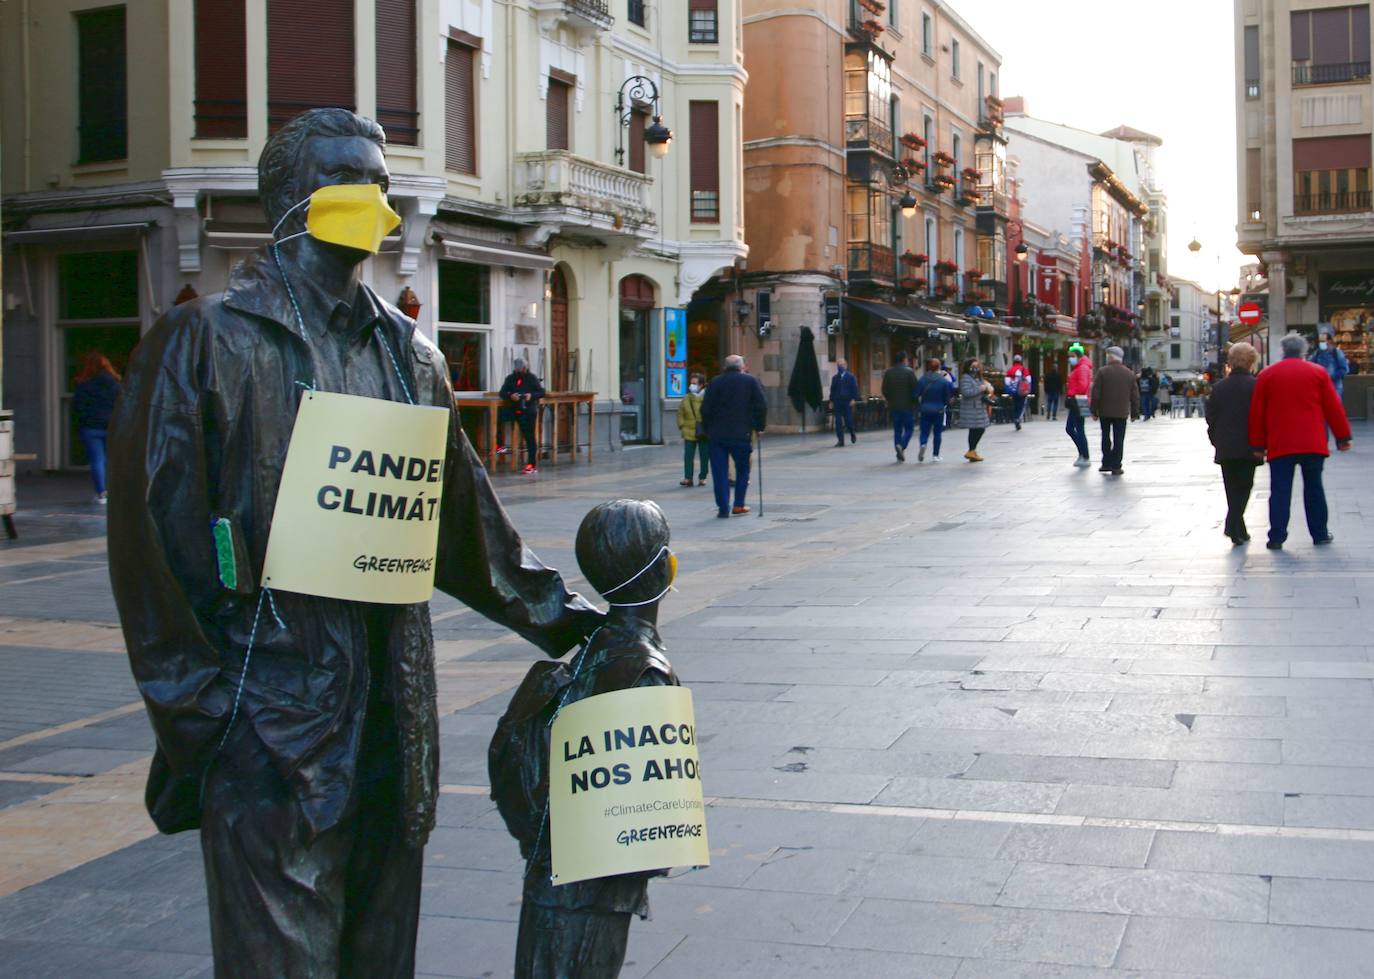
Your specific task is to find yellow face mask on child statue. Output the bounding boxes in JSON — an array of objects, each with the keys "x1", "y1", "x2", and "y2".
[{"x1": 273, "y1": 184, "x2": 402, "y2": 255}]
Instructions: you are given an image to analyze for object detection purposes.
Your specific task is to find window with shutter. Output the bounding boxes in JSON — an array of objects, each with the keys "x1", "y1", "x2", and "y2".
[
  {"x1": 629, "y1": 107, "x2": 648, "y2": 173},
  {"x1": 689, "y1": 0, "x2": 718, "y2": 43},
  {"x1": 268, "y1": 0, "x2": 355, "y2": 132},
  {"x1": 547, "y1": 78, "x2": 571, "y2": 151},
  {"x1": 445, "y1": 39, "x2": 476, "y2": 174},
  {"x1": 690, "y1": 101, "x2": 720, "y2": 223},
  {"x1": 376, "y1": 0, "x2": 418, "y2": 145},
  {"x1": 195, "y1": 0, "x2": 246, "y2": 138},
  {"x1": 77, "y1": 7, "x2": 127, "y2": 162}
]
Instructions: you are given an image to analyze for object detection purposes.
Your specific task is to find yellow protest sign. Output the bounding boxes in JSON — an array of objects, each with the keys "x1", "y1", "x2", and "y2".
[
  {"x1": 548, "y1": 686, "x2": 709, "y2": 886},
  {"x1": 261, "y1": 390, "x2": 450, "y2": 604}
]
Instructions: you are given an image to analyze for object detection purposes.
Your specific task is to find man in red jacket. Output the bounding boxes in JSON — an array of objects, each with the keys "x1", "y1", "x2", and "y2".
[{"x1": 1249, "y1": 332, "x2": 1353, "y2": 549}]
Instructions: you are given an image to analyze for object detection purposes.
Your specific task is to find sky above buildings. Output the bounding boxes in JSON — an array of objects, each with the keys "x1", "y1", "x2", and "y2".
[{"x1": 955, "y1": 0, "x2": 1241, "y2": 290}]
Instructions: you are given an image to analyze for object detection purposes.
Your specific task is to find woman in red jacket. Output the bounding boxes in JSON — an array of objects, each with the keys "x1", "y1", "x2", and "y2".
[
  {"x1": 1249, "y1": 333, "x2": 1353, "y2": 549},
  {"x1": 1064, "y1": 342, "x2": 1094, "y2": 467}
]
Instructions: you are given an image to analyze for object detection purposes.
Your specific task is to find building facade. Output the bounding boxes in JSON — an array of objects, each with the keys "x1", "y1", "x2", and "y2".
[
  {"x1": 1004, "y1": 108, "x2": 1155, "y2": 365},
  {"x1": 741, "y1": 0, "x2": 1009, "y2": 418},
  {"x1": 1, "y1": 0, "x2": 747, "y2": 468},
  {"x1": 1235, "y1": 0, "x2": 1374, "y2": 402},
  {"x1": 1157, "y1": 277, "x2": 1211, "y2": 373}
]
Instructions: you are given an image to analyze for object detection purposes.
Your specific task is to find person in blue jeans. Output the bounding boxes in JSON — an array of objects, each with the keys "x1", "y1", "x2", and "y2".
[
  {"x1": 915, "y1": 359, "x2": 955, "y2": 462},
  {"x1": 829, "y1": 359, "x2": 859, "y2": 446},
  {"x1": 73, "y1": 351, "x2": 122, "y2": 504},
  {"x1": 700, "y1": 355, "x2": 767, "y2": 518},
  {"x1": 880, "y1": 351, "x2": 919, "y2": 462}
]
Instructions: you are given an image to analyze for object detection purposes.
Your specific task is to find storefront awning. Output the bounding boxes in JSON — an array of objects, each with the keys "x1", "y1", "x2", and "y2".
[
  {"x1": 3, "y1": 221, "x2": 154, "y2": 244},
  {"x1": 844, "y1": 299, "x2": 973, "y2": 338},
  {"x1": 431, "y1": 231, "x2": 553, "y2": 271}
]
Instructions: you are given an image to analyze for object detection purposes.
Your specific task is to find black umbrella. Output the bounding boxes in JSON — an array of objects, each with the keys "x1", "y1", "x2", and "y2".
[{"x1": 787, "y1": 327, "x2": 824, "y2": 429}]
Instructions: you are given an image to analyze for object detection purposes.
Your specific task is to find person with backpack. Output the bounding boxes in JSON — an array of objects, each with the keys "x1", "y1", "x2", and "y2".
[
  {"x1": 1138, "y1": 366, "x2": 1160, "y2": 421},
  {"x1": 1005, "y1": 354, "x2": 1032, "y2": 430},
  {"x1": 490, "y1": 500, "x2": 679, "y2": 979},
  {"x1": 1311, "y1": 327, "x2": 1351, "y2": 397}
]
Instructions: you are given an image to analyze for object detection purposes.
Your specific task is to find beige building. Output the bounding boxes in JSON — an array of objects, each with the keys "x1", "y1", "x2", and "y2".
[
  {"x1": 1, "y1": 0, "x2": 747, "y2": 467},
  {"x1": 1235, "y1": 0, "x2": 1374, "y2": 396},
  {"x1": 740, "y1": 0, "x2": 1008, "y2": 416}
]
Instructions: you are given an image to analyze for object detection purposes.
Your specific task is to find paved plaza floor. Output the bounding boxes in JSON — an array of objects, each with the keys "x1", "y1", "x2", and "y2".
[{"x1": 2, "y1": 412, "x2": 1373, "y2": 978}]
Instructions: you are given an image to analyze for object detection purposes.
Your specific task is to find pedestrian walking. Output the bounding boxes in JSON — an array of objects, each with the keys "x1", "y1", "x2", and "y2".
[
  {"x1": 1043, "y1": 364, "x2": 1062, "y2": 421},
  {"x1": 701, "y1": 354, "x2": 767, "y2": 518},
  {"x1": 1205, "y1": 342, "x2": 1262, "y2": 545},
  {"x1": 1249, "y1": 333, "x2": 1353, "y2": 549},
  {"x1": 1089, "y1": 346, "x2": 1140, "y2": 475},
  {"x1": 1138, "y1": 366, "x2": 1160, "y2": 421},
  {"x1": 1064, "y1": 342, "x2": 1094, "y2": 467},
  {"x1": 916, "y1": 358, "x2": 956, "y2": 462},
  {"x1": 72, "y1": 350, "x2": 121, "y2": 504},
  {"x1": 677, "y1": 372, "x2": 709, "y2": 487},
  {"x1": 881, "y1": 350, "x2": 919, "y2": 462},
  {"x1": 829, "y1": 359, "x2": 859, "y2": 446},
  {"x1": 499, "y1": 358, "x2": 545, "y2": 474},
  {"x1": 958, "y1": 357, "x2": 993, "y2": 462},
  {"x1": 1005, "y1": 354, "x2": 1031, "y2": 430},
  {"x1": 1311, "y1": 327, "x2": 1350, "y2": 397}
]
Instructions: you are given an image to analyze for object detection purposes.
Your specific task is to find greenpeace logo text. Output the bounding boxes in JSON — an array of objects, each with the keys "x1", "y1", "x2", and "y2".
[{"x1": 616, "y1": 823, "x2": 704, "y2": 847}]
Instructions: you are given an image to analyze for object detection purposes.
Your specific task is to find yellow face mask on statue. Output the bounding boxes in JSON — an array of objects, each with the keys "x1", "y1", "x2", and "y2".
[
  {"x1": 304, "y1": 184, "x2": 402, "y2": 254},
  {"x1": 274, "y1": 184, "x2": 402, "y2": 255},
  {"x1": 667, "y1": 552, "x2": 678, "y2": 587}
]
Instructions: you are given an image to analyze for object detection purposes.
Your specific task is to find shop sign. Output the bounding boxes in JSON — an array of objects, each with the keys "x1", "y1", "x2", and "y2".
[
  {"x1": 1320, "y1": 272, "x2": 1374, "y2": 311},
  {"x1": 664, "y1": 308, "x2": 687, "y2": 398}
]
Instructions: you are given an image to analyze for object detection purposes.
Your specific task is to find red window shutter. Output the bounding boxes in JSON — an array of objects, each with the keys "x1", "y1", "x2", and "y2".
[
  {"x1": 268, "y1": 0, "x2": 355, "y2": 133},
  {"x1": 547, "y1": 79, "x2": 570, "y2": 151},
  {"x1": 445, "y1": 40, "x2": 476, "y2": 174},
  {"x1": 690, "y1": 100, "x2": 720, "y2": 222},
  {"x1": 628, "y1": 107, "x2": 647, "y2": 173},
  {"x1": 1294, "y1": 135, "x2": 1372, "y2": 171},
  {"x1": 195, "y1": 0, "x2": 247, "y2": 138},
  {"x1": 375, "y1": 0, "x2": 418, "y2": 145}
]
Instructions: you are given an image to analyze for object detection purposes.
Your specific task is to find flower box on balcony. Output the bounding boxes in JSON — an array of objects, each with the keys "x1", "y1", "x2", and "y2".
[
  {"x1": 964, "y1": 269, "x2": 983, "y2": 279},
  {"x1": 859, "y1": 0, "x2": 886, "y2": 13},
  {"x1": 861, "y1": 18, "x2": 884, "y2": 34},
  {"x1": 900, "y1": 132, "x2": 926, "y2": 150},
  {"x1": 900, "y1": 251, "x2": 928, "y2": 267},
  {"x1": 932, "y1": 174, "x2": 956, "y2": 188},
  {"x1": 932, "y1": 151, "x2": 955, "y2": 168},
  {"x1": 961, "y1": 167, "x2": 981, "y2": 182},
  {"x1": 935, "y1": 286, "x2": 957, "y2": 300},
  {"x1": 898, "y1": 277, "x2": 922, "y2": 293},
  {"x1": 934, "y1": 260, "x2": 959, "y2": 275},
  {"x1": 901, "y1": 157, "x2": 926, "y2": 172},
  {"x1": 956, "y1": 191, "x2": 981, "y2": 207}
]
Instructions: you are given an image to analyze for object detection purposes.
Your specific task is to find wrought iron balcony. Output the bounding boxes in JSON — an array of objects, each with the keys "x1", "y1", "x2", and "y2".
[
  {"x1": 848, "y1": 242, "x2": 896, "y2": 283},
  {"x1": 530, "y1": 0, "x2": 614, "y2": 34},
  {"x1": 1292, "y1": 61, "x2": 1370, "y2": 86},
  {"x1": 1294, "y1": 191, "x2": 1373, "y2": 215}
]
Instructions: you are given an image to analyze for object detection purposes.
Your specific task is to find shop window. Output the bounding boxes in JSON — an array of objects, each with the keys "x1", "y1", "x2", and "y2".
[
  {"x1": 437, "y1": 330, "x2": 485, "y2": 392},
  {"x1": 438, "y1": 261, "x2": 491, "y2": 324},
  {"x1": 77, "y1": 6, "x2": 128, "y2": 162}
]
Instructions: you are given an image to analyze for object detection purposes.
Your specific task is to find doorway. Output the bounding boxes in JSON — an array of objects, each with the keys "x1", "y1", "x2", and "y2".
[
  {"x1": 549, "y1": 267, "x2": 570, "y2": 392},
  {"x1": 618, "y1": 274, "x2": 656, "y2": 444}
]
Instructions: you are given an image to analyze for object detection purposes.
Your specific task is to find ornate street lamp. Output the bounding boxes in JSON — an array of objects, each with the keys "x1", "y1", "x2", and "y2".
[
  {"x1": 615, "y1": 75, "x2": 672, "y2": 166},
  {"x1": 899, "y1": 191, "x2": 917, "y2": 218}
]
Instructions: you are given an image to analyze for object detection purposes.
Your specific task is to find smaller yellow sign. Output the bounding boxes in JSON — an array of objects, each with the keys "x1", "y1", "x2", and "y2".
[
  {"x1": 261, "y1": 390, "x2": 450, "y2": 604},
  {"x1": 549, "y1": 686, "x2": 709, "y2": 886}
]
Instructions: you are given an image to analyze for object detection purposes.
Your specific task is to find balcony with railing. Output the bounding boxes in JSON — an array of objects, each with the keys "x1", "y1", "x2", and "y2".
[
  {"x1": 1292, "y1": 61, "x2": 1371, "y2": 86},
  {"x1": 848, "y1": 242, "x2": 896, "y2": 284},
  {"x1": 530, "y1": 0, "x2": 614, "y2": 36},
  {"x1": 1294, "y1": 190, "x2": 1373, "y2": 215},
  {"x1": 513, "y1": 150, "x2": 655, "y2": 240}
]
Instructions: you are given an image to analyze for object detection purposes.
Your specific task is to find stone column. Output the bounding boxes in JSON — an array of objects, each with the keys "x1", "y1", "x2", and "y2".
[{"x1": 1262, "y1": 251, "x2": 1287, "y2": 365}]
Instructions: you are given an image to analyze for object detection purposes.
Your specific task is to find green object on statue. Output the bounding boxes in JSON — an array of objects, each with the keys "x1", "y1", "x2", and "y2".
[{"x1": 212, "y1": 517, "x2": 237, "y2": 591}]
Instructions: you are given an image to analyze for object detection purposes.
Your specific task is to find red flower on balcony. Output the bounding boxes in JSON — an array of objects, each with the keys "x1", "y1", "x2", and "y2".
[
  {"x1": 964, "y1": 269, "x2": 984, "y2": 279},
  {"x1": 961, "y1": 167, "x2": 981, "y2": 182},
  {"x1": 900, "y1": 133, "x2": 926, "y2": 150},
  {"x1": 902, "y1": 157, "x2": 927, "y2": 172},
  {"x1": 901, "y1": 251, "x2": 928, "y2": 267},
  {"x1": 934, "y1": 259, "x2": 959, "y2": 275},
  {"x1": 932, "y1": 173, "x2": 956, "y2": 188},
  {"x1": 932, "y1": 150, "x2": 956, "y2": 168},
  {"x1": 861, "y1": 18, "x2": 884, "y2": 34},
  {"x1": 859, "y1": 0, "x2": 886, "y2": 13}
]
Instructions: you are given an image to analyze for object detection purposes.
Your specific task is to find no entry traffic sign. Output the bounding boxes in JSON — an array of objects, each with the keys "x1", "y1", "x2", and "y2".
[{"x1": 1237, "y1": 302, "x2": 1263, "y2": 326}]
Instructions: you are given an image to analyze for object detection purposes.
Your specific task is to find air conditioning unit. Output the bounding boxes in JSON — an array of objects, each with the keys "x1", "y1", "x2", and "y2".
[{"x1": 1288, "y1": 275, "x2": 1309, "y2": 298}]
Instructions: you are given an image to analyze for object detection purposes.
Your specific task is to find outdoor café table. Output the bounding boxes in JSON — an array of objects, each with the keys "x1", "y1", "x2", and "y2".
[
  {"x1": 453, "y1": 392, "x2": 596, "y2": 472},
  {"x1": 538, "y1": 392, "x2": 596, "y2": 466}
]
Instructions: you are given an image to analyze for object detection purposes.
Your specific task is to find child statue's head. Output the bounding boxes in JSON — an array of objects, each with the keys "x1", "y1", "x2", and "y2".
[{"x1": 575, "y1": 499, "x2": 675, "y2": 607}]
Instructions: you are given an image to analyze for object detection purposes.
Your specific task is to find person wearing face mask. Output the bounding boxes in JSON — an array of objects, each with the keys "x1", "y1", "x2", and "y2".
[
  {"x1": 107, "y1": 109, "x2": 600, "y2": 978},
  {"x1": 958, "y1": 357, "x2": 993, "y2": 461},
  {"x1": 1310, "y1": 328, "x2": 1350, "y2": 398},
  {"x1": 676, "y1": 373, "x2": 709, "y2": 486},
  {"x1": 1064, "y1": 342, "x2": 1094, "y2": 467},
  {"x1": 829, "y1": 359, "x2": 860, "y2": 446}
]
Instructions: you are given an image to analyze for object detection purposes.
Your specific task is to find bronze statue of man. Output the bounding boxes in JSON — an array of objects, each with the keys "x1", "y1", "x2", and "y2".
[{"x1": 107, "y1": 108, "x2": 600, "y2": 978}]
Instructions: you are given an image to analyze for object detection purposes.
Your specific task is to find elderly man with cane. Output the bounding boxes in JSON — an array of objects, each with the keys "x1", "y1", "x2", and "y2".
[{"x1": 701, "y1": 354, "x2": 767, "y2": 518}]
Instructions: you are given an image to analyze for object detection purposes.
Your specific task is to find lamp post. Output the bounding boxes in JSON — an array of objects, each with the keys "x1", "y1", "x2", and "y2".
[{"x1": 614, "y1": 76, "x2": 672, "y2": 166}]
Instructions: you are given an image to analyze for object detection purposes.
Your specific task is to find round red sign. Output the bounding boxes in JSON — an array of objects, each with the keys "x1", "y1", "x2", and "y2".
[{"x1": 1237, "y1": 302, "x2": 1263, "y2": 326}]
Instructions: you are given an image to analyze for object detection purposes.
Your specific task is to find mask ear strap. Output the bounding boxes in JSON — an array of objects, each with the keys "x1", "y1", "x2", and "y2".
[
  {"x1": 600, "y1": 545, "x2": 670, "y2": 598},
  {"x1": 271, "y1": 196, "x2": 310, "y2": 239}
]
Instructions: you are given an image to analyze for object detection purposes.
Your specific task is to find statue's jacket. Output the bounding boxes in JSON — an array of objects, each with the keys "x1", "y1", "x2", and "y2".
[{"x1": 108, "y1": 250, "x2": 596, "y2": 848}]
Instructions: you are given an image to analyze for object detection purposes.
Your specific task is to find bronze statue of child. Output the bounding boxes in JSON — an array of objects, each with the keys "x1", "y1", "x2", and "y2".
[{"x1": 490, "y1": 498, "x2": 679, "y2": 979}]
